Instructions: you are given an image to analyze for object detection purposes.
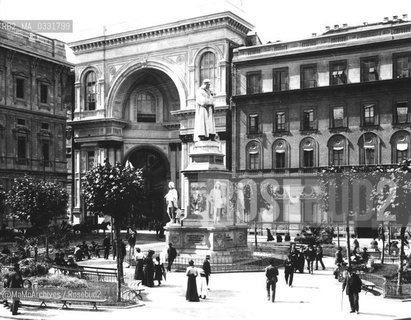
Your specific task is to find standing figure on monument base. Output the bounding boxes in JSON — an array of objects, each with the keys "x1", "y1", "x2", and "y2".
[
  {"x1": 194, "y1": 79, "x2": 216, "y2": 142},
  {"x1": 236, "y1": 182, "x2": 245, "y2": 223},
  {"x1": 165, "y1": 181, "x2": 179, "y2": 223},
  {"x1": 209, "y1": 181, "x2": 224, "y2": 224}
]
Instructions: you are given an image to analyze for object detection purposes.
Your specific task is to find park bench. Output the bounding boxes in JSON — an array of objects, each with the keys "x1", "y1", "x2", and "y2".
[
  {"x1": 361, "y1": 279, "x2": 376, "y2": 294},
  {"x1": 123, "y1": 280, "x2": 145, "y2": 301},
  {"x1": 53, "y1": 265, "x2": 117, "y2": 282},
  {"x1": 37, "y1": 297, "x2": 107, "y2": 310}
]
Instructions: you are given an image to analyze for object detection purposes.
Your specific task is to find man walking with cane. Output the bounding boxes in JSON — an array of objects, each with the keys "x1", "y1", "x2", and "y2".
[{"x1": 342, "y1": 267, "x2": 362, "y2": 314}]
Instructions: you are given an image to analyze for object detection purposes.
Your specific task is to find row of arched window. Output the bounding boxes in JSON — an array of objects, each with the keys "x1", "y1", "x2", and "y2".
[
  {"x1": 81, "y1": 51, "x2": 218, "y2": 115},
  {"x1": 246, "y1": 131, "x2": 411, "y2": 170}
]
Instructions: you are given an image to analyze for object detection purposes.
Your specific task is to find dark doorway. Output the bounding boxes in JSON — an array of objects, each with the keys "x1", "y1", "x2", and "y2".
[{"x1": 127, "y1": 147, "x2": 169, "y2": 227}]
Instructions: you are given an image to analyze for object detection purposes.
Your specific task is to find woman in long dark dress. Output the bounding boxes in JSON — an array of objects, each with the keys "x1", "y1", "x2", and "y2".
[
  {"x1": 186, "y1": 260, "x2": 199, "y2": 302},
  {"x1": 266, "y1": 228, "x2": 274, "y2": 242},
  {"x1": 142, "y1": 250, "x2": 155, "y2": 287},
  {"x1": 134, "y1": 247, "x2": 144, "y2": 280}
]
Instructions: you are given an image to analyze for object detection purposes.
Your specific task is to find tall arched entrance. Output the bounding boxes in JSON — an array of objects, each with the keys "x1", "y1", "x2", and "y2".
[{"x1": 126, "y1": 146, "x2": 169, "y2": 227}]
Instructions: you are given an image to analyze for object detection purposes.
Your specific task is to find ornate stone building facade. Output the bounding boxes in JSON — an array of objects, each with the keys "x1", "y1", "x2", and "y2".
[
  {"x1": 231, "y1": 16, "x2": 411, "y2": 237},
  {"x1": 0, "y1": 22, "x2": 73, "y2": 226},
  {"x1": 68, "y1": 12, "x2": 253, "y2": 224}
]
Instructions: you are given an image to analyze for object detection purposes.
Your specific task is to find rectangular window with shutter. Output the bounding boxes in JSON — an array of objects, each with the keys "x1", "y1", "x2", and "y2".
[
  {"x1": 303, "y1": 150, "x2": 314, "y2": 167},
  {"x1": 248, "y1": 114, "x2": 260, "y2": 134},
  {"x1": 363, "y1": 104, "x2": 375, "y2": 126},
  {"x1": 301, "y1": 64, "x2": 317, "y2": 88},
  {"x1": 246, "y1": 72, "x2": 262, "y2": 94},
  {"x1": 16, "y1": 78, "x2": 25, "y2": 99},
  {"x1": 302, "y1": 109, "x2": 315, "y2": 130},
  {"x1": 332, "y1": 149, "x2": 344, "y2": 165},
  {"x1": 40, "y1": 83, "x2": 48, "y2": 104},
  {"x1": 332, "y1": 106, "x2": 345, "y2": 128},
  {"x1": 361, "y1": 57, "x2": 379, "y2": 82},
  {"x1": 276, "y1": 152, "x2": 285, "y2": 168},
  {"x1": 273, "y1": 68, "x2": 289, "y2": 92},
  {"x1": 394, "y1": 101, "x2": 409, "y2": 124},
  {"x1": 330, "y1": 61, "x2": 347, "y2": 85},
  {"x1": 275, "y1": 111, "x2": 286, "y2": 131},
  {"x1": 17, "y1": 137, "x2": 26, "y2": 159},
  {"x1": 249, "y1": 153, "x2": 259, "y2": 170},
  {"x1": 394, "y1": 53, "x2": 411, "y2": 78}
]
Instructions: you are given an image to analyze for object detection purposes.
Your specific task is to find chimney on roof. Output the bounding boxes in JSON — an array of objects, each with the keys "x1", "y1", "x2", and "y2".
[
  {"x1": 384, "y1": 17, "x2": 389, "y2": 22},
  {"x1": 312, "y1": 33, "x2": 317, "y2": 37},
  {"x1": 403, "y1": 14, "x2": 408, "y2": 20},
  {"x1": 363, "y1": 22, "x2": 368, "y2": 26},
  {"x1": 325, "y1": 26, "x2": 330, "y2": 31},
  {"x1": 393, "y1": 15, "x2": 398, "y2": 20},
  {"x1": 343, "y1": 23, "x2": 348, "y2": 28},
  {"x1": 334, "y1": 24, "x2": 339, "y2": 29}
]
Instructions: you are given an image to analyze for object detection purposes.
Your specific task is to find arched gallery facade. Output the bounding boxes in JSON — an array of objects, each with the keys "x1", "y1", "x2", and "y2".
[{"x1": 68, "y1": 12, "x2": 253, "y2": 224}]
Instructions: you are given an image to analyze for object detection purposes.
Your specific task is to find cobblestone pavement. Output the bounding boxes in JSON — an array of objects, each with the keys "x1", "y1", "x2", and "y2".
[{"x1": 1, "y1": 257, "x2": 411, "y2": 320}]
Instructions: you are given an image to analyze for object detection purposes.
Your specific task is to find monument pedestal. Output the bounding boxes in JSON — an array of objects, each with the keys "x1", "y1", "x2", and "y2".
[
  {"x1": 165, "y1": 139, "x2": 252, "y2": 262},
  {"x1": 165, "y1": 223, "x2": 251, "y2": 263}
]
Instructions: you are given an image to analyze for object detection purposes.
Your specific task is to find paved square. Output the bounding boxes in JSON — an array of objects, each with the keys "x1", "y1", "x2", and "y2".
[{"x1": 1, "y1": 257, "x2": 410, "y2": 320}]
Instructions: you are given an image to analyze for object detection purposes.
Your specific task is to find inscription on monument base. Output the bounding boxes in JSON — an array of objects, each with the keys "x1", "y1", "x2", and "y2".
[
  {"x1": 186, "y1": 233, "x2": 205, "y2": 244},
  {"x1": 184, "y1": 233, "x2": 209, "y2": 248}
]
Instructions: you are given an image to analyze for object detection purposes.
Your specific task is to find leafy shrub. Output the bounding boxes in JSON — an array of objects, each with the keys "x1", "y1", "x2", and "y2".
[
  {"x1": 18, "y1": 258, "x2": 49, "y2": 277},
  {"x1": 34, "y1": 274, "x2": 88, "y2": 289},
  {"x1": 0, "y1": 254, "x2": 19, "y2": 266}
]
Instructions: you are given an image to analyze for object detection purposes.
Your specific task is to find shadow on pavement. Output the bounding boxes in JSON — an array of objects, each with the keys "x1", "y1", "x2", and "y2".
[{"x1": 357, "y1": 312, "x2": 397, "y2": 318}]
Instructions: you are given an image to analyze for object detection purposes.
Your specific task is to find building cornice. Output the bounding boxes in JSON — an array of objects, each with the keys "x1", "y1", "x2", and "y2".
[
  {"x1": 69, "y1": 12, "x2": 254, "y2": 54},
  {"x1": 0, "y1": 104, "x2": 68, "y2": 120},
  {"x1": 68, "y1": 118, "x2": 129, "y2": 128},
  {"x1": 233, "y1": 21, "x2": 411, "y2": 64},
  {"x1": 0, "y1": 20, "x2": 71, "y2": 66}
]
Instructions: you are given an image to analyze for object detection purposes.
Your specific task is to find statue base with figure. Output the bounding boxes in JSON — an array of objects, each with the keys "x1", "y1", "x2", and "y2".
[
  {"x1": 164, "y1": 137, "x2": 252, "y2": 263},
  {"x1": 165, "y1": 223, "x2": 252, "y2": 264}
]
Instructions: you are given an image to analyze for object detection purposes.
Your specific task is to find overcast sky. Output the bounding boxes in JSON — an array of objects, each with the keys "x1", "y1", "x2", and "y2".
[{"x1": 0, "y1": 0, "x2": 410, "y2": 44}]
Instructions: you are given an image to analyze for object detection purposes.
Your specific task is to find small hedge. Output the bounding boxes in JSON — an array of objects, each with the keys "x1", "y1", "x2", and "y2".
[{"x1": 34, "y1": 274, "x2": 88, "y2": 289}]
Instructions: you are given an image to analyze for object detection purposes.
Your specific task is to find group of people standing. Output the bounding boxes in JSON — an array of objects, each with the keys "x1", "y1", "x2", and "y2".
[
  {"x1": 134, "y1": 249, "x2": 166, "y2": 287},
  {"x1": 288, "y1": 243, "x2": 325, "y2": 276},
  {"x1": 185, "y1": 255, "x2": 212, "y2": 302},
  {"x1": 132, "y1": 243, "x2": 179, "y2": 287}
]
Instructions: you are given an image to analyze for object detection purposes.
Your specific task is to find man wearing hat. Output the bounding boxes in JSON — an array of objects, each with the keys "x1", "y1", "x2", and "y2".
[
  {"x1": 6, "y1": 263, "x2": 23, "y2": 315},
  {"x1": 202, "y1": 254, "x2": 212, "y2": 288},
  {"x1": 342, "y1": 267, "x2": 363, "y2": 314},
  {"x1": 167, "y1": 243, "x2": 177, "y2": 272},
  {"x1": 194, "y1": 79, "x2": 216, "y2": 141}
]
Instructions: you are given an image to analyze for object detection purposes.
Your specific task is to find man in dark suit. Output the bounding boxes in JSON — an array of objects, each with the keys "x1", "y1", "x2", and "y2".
[
  {"x1": 342, "y1": 267, "x2": 363, "y2": 314},
  {"x1": 265, "y1": 259, "x2": 279, "y2": 302},
  {"x1": 167, "y1": 243, "x2": 177, "y2": 272},
  {"x1": 103, "y1": 235, "x2": 110, "y2": 259},
  {"x1": 6, "y1": 263, "x2": 23, "y2": 315},
  {"x1": 202, "y1": 255, "x2": 211, "y2": 287}
]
